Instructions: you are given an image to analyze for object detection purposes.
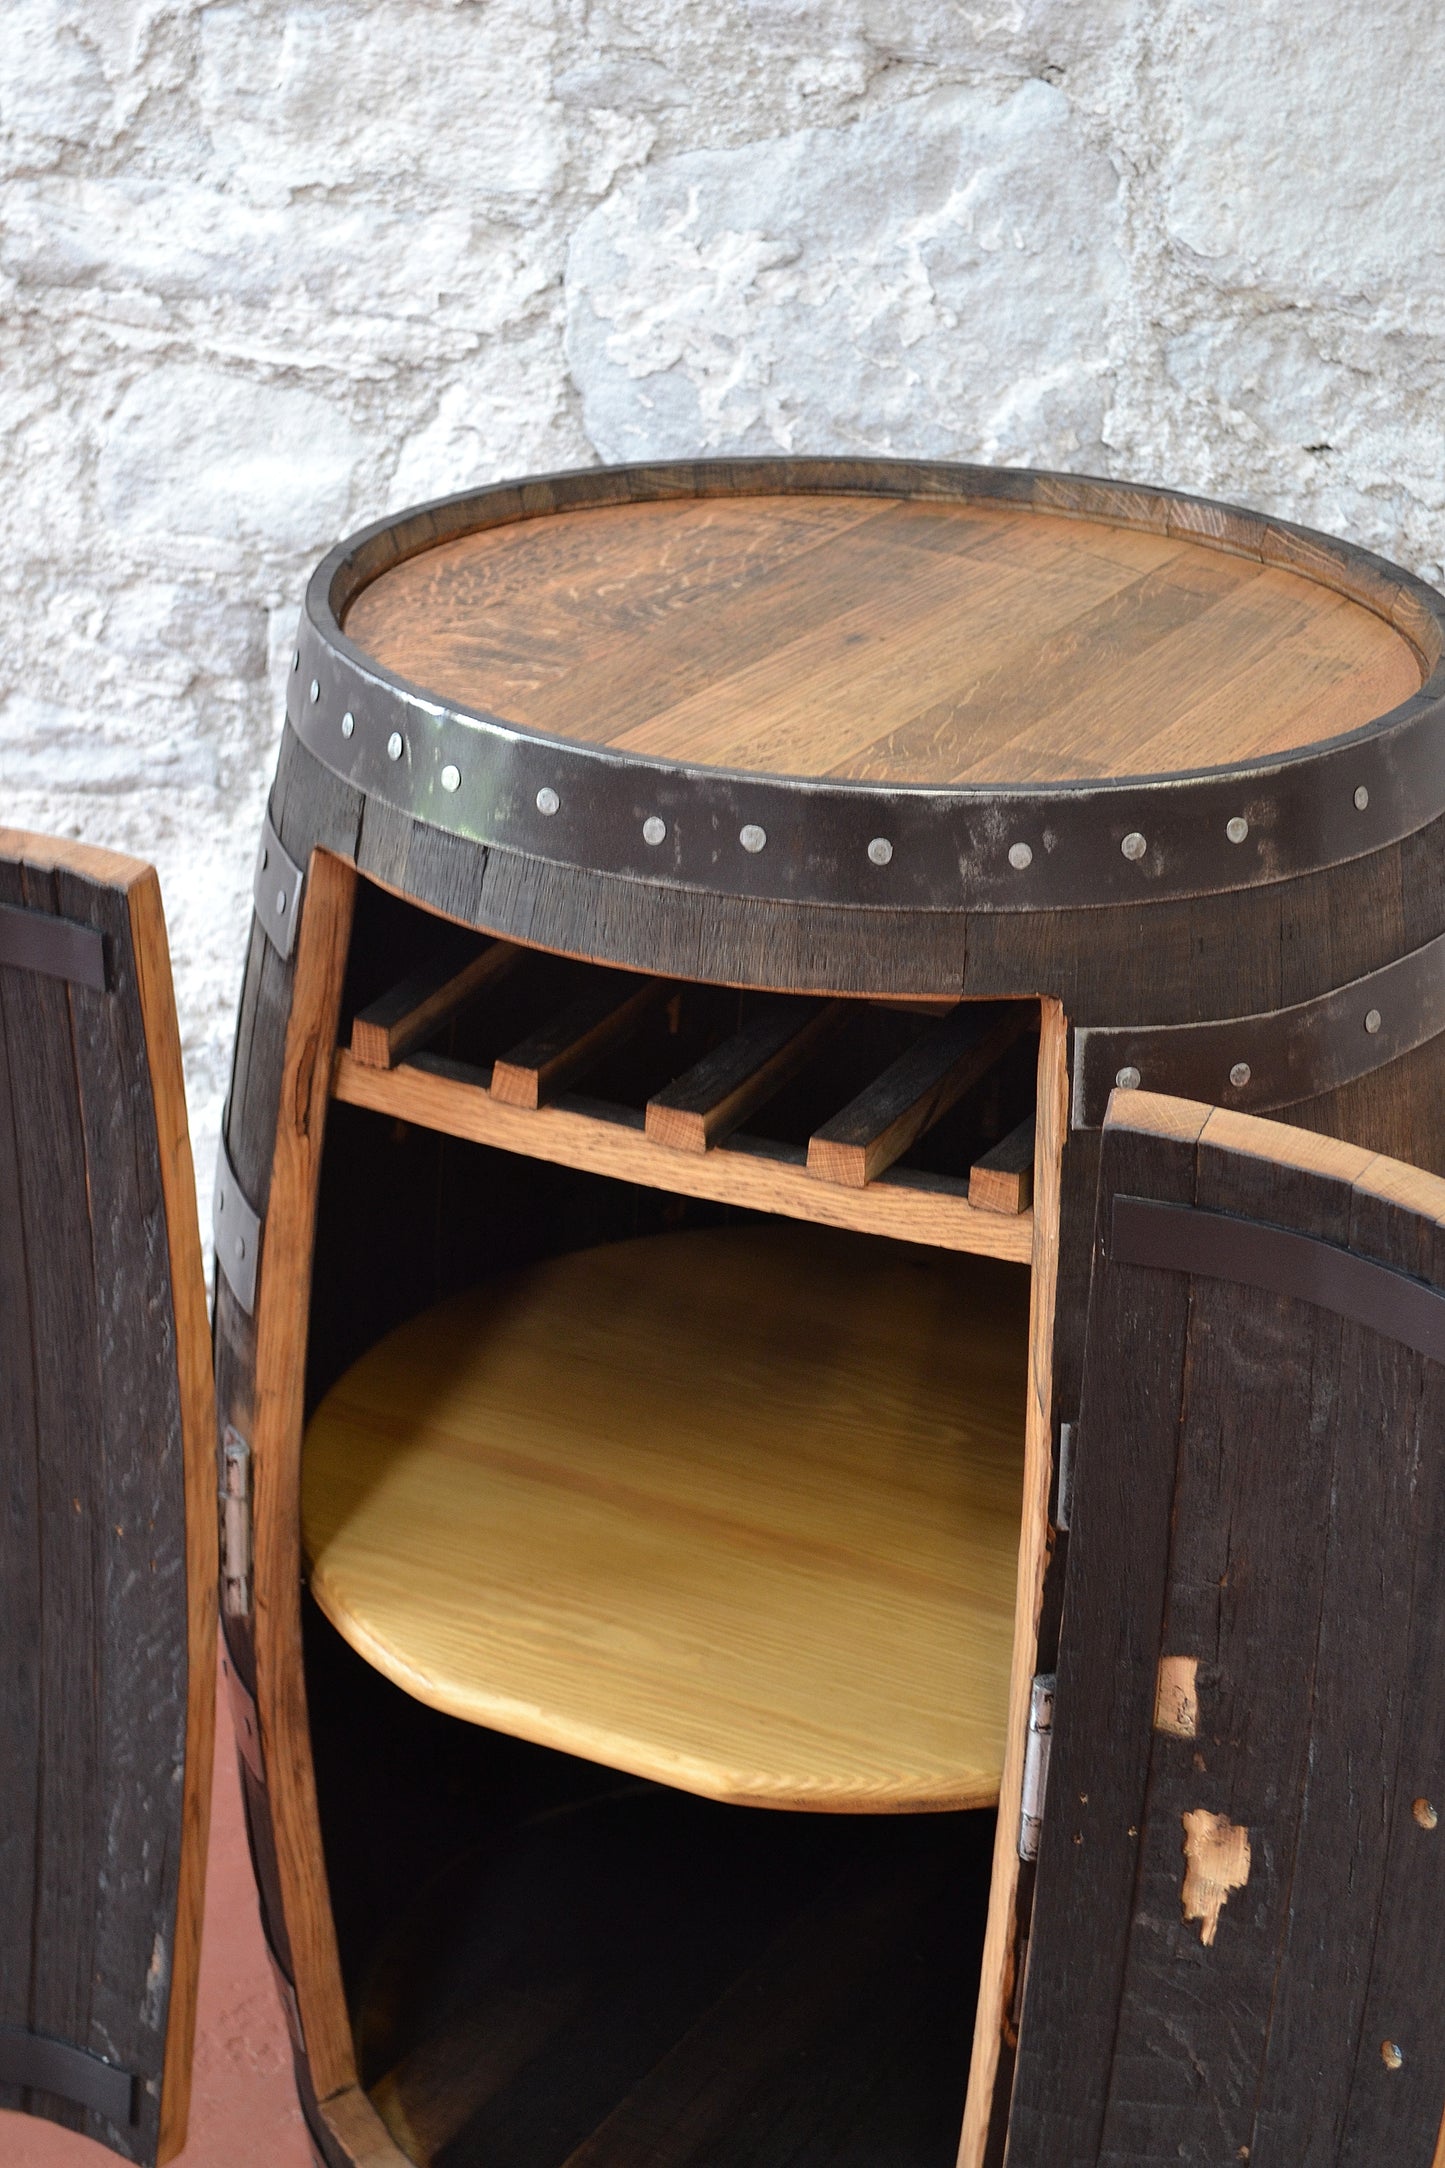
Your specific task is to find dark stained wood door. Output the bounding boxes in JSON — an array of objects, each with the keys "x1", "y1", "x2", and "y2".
[
  {"x1": 0, "y1": 832, "x2": 216, "y2": 2165},
  {"x1": 1007, "y1": 1090, "x2": 1445, "y2": 2167}
]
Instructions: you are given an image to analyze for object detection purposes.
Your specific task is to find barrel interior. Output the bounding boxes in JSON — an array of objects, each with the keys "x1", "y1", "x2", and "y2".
[{"x1": 299, "y1": 873, "x2": 1051, "y2": 2166}]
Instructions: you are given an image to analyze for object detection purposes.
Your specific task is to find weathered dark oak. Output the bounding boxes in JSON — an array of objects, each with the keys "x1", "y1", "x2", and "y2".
[
  {"x1": 1009, "y1": 1095, "x2": 1445, "y2": 2166},
  {"x1": 0, "y1": 831, "x2": 216, "y2": 2167},
  {"x1": 350, "y1": 1759, "x2": 990, "y2": 2168}
]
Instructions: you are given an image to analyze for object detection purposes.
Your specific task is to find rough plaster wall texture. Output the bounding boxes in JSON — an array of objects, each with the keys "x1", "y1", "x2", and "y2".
[{"x1": 3, "y1": 0, "x2": 1444, "y2": 1240}]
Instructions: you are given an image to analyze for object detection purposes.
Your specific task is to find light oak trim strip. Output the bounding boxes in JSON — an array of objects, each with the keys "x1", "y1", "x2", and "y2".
[
  {"x1": 350, "y1": 936, "x2": 519, "y2": 1069},
  {"x1": 491, "y1": 975, "x2": 672, "y2": 1108},
  {"x1": 129, "y1": 865, "x2": 219, "y2": 2168},
  {"x1": 331, "y1": 1047, "x2": 1034, "y2": 1264},
  {"x1": 644, "y1": 997, "x2": 845, "y2": 1153},
  {"x1": 958, "y1": 1000, "x2": 1067, "y2": 2168},
  {"x1": 319, "y1": 2081, "x2": 410, "y2": 2167},
  {"x1": 969, "y1": 1114, "x2": 1036, "y2": 1217},
  {"x1": 251, "y1": 848, "x2": 360, "y2": 2102},
  {"x1": 807, "y1": 1003, "x2": 1032, "y2": 1189}
]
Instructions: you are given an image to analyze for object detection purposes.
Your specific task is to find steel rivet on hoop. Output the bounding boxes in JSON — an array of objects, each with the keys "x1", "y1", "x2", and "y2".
[
  {"x1": 1115, "y1": 1065, "x2": 1142, "y2": 1090},
  {"x1": 386, "y1": 731, "x2": 404, "y2": 761},
  {"x1": 309, "y1": 679, "x2": 320, "y2": 703},
  {"x1": 441, "y1": 764, "x2": 461, "y2": 792},
  {"x1": 536, "y1": 786, "x2": 560, "y2": 815},
  {"x1": 292, "y1": 650, "x2": 300, "y2": 673},
  {"x1": 1355, "y1": 785, "x2": 1370, "y2": 811},
  {"x1": 1121, "y1": 831, "x2": 1147, "y2": 862},
  {"x1": 740, "y1": 824, "x2": 767, "y2": 853},
  {"x1": 868, "y1": 837, "x2": 893, "y2": 866},
  {"x1": 341, "y1": 711, "x2": 354, "y2": 738},
  {"x1": 1226, "y1": 816, "x2": 1249, "y2": 844},
  {"x1": 1365, "y1": 1008, "x2": 1382, "y2": 1034},
  {"x1": 1008, "y1": 842, "x2": 1033, "y2": 871},
  {"x1": 643, "y1": 816, "x2": 666, "y2": 846},
  {"x1": 1229, "y1": 1061, "x2": 1251, "y2": 1088}
]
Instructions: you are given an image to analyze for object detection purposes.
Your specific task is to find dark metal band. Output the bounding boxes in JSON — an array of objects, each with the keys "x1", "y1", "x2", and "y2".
[
  {"x1": 265, "y1": 1946, "x2": 307, "y2": 2060},
  {"x1": 222, "y1": 1649, "x2": 264, "y2": 1784},
  {"x1": 1072, "y1": 927, "x2": 1445, "y2": 1130},
  {"x1": 0, "y1": 2022, "x2": 136, "y2": 2125},
  {"x1": 288, "y1": 458, "x2": 1445, "y2": 917},
  {"x1": 253, "y1": 811, "x2": 304, "y2": 961},
  {"x1": 213, "y1": 1132, "x2": 261, "y2": 1315},
  {"x1": 0, "y1": 901, "x2": 107, "y2": 990},
  {"x1": 1110, "y1": 1195, "x2": 1445, "y2": 1364}
]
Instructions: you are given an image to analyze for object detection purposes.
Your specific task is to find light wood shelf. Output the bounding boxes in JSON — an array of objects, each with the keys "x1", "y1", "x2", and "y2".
[
  {"x1": 331, "y1": 1049, "x2": 1034, "y2": 1264},
  {"x1": 302, "y1": 1221, "x2": 1029, "y2": 1812}
]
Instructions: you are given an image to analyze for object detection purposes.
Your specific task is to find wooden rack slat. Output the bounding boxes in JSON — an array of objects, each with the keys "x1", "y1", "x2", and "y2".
[
  {"x1": 491, "y1": 977, "x2": 672, "y2": 1109},
  {"x1": 645, "y1": 998, "x2": 846, "y2": 1154},
  {"x1": 350, "y1": 935, "x2": 520, "y2": 1070},
  {"x1": 968, "y1": 1115, "x2": 1036, "y2": 1216},
  {"x1": 330, "y1": 1048, "x2": 1034, "y2": 1264},
  {"x1": 806, "y1": 1004, "x2": 1031, "y2": 1190}
]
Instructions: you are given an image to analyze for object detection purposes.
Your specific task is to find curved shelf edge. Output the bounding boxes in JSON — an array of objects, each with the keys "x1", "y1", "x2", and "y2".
[
  {"x1": 300, "y1": 1228, "x2": 1029, "y2": 1819},
  {"x1": 306, "y1": 1568, "x2": 1003, "y2": 1816}
]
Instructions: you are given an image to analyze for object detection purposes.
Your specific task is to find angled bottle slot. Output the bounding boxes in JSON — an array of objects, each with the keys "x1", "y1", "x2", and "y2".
[
  {"x1": 349, "y1": 930, "x2": 521, "y2": 1069},
  {"x1": 806, "y1": 1003, "x2": 1032, "y2": 1189},
  {"x1": 644, "y1": 997, "x2": 847, "y2": 1153},
  {"x1": 491, "y1": 974, "x2": 675, "y2": 1109}
]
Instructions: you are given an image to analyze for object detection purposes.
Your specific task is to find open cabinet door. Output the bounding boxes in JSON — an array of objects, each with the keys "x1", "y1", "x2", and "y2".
[
  {"x1": 0, "y1": 833, "x2": 217, "y2": 2165},
  {"x1": 1007, "y1": 1090, "x2": 1445, "y2": 2167}
]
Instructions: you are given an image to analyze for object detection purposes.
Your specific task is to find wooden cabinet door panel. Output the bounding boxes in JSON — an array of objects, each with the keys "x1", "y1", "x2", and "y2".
[
  {"x1": 0, "y1": 833, "x2": 216, "y2": 2166},
  {"x1": 1008, "y1": 1092, "x2": 1445, "y2": 2167}
]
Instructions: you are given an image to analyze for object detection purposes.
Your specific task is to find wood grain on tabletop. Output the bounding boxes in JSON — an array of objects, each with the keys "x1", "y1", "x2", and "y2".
[
  {"x1": 302, "y1": 1221, "x2": 1029, "y2": 1814},
  {"x1": 342, "y1": 496, "x2": 1422, "y2": 784}
]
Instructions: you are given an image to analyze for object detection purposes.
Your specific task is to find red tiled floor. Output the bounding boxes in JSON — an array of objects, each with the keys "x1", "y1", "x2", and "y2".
[{"x1": 1, "y1": 1671, "x2": 316, "y2": 2168}]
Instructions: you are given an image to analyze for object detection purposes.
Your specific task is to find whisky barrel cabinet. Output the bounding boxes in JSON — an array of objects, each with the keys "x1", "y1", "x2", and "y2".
[{"x1": 208, "y1": 458, "x2": 1445, "y2": 2168}]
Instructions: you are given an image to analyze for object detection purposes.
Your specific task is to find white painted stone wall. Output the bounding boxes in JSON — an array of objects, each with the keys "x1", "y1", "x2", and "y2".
[{"x1": 3, "y1": 0, "x2": 1444, "y2": 1236}]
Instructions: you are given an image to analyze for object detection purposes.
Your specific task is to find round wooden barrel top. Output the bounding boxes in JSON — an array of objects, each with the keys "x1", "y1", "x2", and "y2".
[
  {"x1": 343, "y1": 493, "x2": 1423, "y2": 788},
  {"x1": 290, "y1": 461, "x2": 1445, "y2": 921}
]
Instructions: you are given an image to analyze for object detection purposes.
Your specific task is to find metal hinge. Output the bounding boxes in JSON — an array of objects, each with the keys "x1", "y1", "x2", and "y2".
[
  {"x1": 220, "y1": 1427, "x2": 253, "y2": 1620},
  {"x1": 1018, "y1": 1673, "x2": 1056, "y2": 1862},
  {"x1": 1055, "y1": 1421, "x2": 1077, "y2": 1533}
]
